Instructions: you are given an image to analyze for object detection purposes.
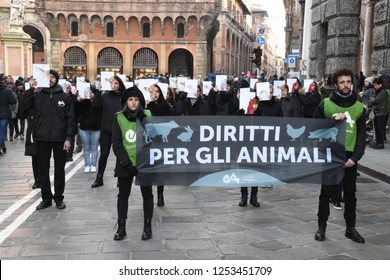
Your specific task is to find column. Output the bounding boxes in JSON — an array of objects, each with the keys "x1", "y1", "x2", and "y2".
[
  {"x1": 362, "y1": 0, "x2": 377, "y2": 76},
  {"x1": 301, "y1": 0, "x2": 312, "y2": 77}
]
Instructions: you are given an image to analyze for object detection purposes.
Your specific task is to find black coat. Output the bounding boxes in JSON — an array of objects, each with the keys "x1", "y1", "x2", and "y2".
[
  {"x1": 0, "y1": 85, "x2": 17, "y2": 119},
  {"x1": 100, "y1": 90, "x2": 123, "y2": 133},
  {"x1": 254, "y1": 97, "x2": 284, "y2": 117},
  {"x1": 22, "y1": 85, "x2": 75, "y2": 142},
  {"x1": 75, "y1": 94, "x2": 103, "y2": 131}
]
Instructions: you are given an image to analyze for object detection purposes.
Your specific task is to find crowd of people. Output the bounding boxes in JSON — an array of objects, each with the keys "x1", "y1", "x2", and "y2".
[{"x1": 0, "y1": 66, "x2": 389, "y2": 244}]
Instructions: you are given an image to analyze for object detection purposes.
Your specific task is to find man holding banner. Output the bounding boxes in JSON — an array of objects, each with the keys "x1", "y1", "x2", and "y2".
[{"x1": 313, "y1": 68, "x2": 366, "y2": 243}]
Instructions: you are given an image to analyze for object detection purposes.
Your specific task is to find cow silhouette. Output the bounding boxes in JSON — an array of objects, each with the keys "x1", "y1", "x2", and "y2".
[
  {"x1": 308, "y1": 127, "x2": 339, "y2": 142},
  {"x1": 177, "y1": 126, "x2": 194, "y2": 142},
  {"x1": 144, "y1": 121, "x2": 179, "y2": 143}
]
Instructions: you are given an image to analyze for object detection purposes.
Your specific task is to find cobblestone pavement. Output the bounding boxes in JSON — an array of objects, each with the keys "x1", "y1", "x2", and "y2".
[{"x1": 0, "y1": 139, "x2": 389, "y2": 260}]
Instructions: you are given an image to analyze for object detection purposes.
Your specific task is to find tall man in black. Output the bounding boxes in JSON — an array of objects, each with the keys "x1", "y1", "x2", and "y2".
[
  {"x1": 313, "y1": 68, "x2": 366, "y2": 243},
  {"x1": 27, "y1": 70, "x2": 75, "y2": 210}
]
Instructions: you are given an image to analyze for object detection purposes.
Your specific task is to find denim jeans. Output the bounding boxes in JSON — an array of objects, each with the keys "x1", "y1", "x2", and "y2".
[
  {"x1": 0, "y1": 119, "x2": 9, "y2": 149},
  {"x1": 79, "y1": 129, "x2": 100, "y2": 167}
]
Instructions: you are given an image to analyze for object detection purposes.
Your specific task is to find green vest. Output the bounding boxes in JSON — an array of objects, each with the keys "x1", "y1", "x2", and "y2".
[
  {"x1": 116, "y1": 110, "x2": 151, "y2": 166},
  {"x1": 324, "y1": 98, "x2": 364, "y2": 152}
]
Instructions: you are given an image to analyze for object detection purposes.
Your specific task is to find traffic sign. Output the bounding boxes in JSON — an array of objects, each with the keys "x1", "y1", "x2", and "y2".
[
  {"x1": 288, "y1": 57, "x2": 296, "y2": 68},
  {"x1": 257, "y1": 37, "x2": 265, "y2": 45}
]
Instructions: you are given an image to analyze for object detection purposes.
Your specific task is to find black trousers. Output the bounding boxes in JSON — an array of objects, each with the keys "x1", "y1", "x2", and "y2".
[
  {"x1": 374, "y1": 114, "x2": 387, "y2": 144},
  {"x1": 32, "y1": 155, "x2": 40, "y2": 181},
  {"x1": 8, "y1": 118, "x2": 19, "y2": 137},
  {"x1": 317, "y1": 155, "x2": 358, "y2": 227},
  {"x1": 117, "y1": 177, "x2": 153, "y2": 220},
  {"x1": 97, "y1": 131, "x2": 112, "y2": 175},
  {"x1": 36, "y1": 141, "x2": 67, "y2": 202},
  {"x1": 240, "y1": 187, "x2": 258, "y2": 194}
]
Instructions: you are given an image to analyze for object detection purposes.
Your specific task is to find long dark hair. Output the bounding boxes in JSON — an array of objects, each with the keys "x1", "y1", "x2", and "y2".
[{"x1": 112, "y1": 75, "x2": 126, "y2": 93}]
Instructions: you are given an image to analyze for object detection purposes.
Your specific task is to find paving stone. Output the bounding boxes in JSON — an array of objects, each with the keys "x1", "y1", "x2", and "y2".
[{"x1": 165, "y1": 239, "x2": 215, "y2": 250}]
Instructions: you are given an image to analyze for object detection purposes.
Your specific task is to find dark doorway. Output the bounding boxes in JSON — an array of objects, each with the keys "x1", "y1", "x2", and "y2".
[
  {"x1": 23, "y1": 25, "x2": 44, "y2": 64},
  {"x1": 168, "y1": 49, "x2": 193, "y2": 78}
]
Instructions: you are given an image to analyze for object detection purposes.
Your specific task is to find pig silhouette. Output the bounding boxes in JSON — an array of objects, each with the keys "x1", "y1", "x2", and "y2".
[{"x1": 308, "y1": 127, "x2": 339, "y2": 142}]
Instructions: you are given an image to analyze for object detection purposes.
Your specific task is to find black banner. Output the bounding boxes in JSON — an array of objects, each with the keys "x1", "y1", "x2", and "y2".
[{"x1": 136, "y1": 116, "x2": 346, "y2": 187}]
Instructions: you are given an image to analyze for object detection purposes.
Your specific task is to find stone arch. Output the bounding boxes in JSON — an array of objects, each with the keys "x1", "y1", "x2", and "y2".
[
  {"x1": 63, "y1": 46, "x2": 87, "y2": 78},
  {"x1": 168, "y1": 48, "x2": 194, "y2": 78},
  {"x1": 97, "y1": 47, "x2": 123, "y2": 75},
  {"x1": 23, "y1": 25, "x2": 45, "y2": 64},
  {"x1": 133, "y1": 48, "x2": 159, "y2": 78}
]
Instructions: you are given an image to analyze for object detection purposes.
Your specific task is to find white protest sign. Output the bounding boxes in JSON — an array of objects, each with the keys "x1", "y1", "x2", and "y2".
[
  {"x1": 177, "y1": 77, "x2": 187, "y2": 91},
  {"x1": 58, "y1": 79, "x2": 67, "y2": 92},
  {"x1": 78, "y1": 82, "x2": 91, "y2": 99},
  {"x1": 157, "y1": 82, "x2": 169, "y2": 98},
  {"x1": 287, "y1": 79, "x2": 296, "y2": 93},
  {"x1": 202, "y1": 81, "x2": 212, "y2": 96},
  {"x1": 33, "y1": 64, "x2": 50, "y2": 88},
  {"x1": 239, "y1": 87, "x2": 256, "y2": 113},
  {"x1": 304, "y1": 79, "x2": 314, "y2": 92},
  {"x1": 185, "y1": 79, "x2": 198, "y2": 98},
  {"x1": 256, "y1": 82, "x2": 270, "y2": 101},
  {"x1": 216, "y1": 75, "x2": 227, "y2": 91},
  {"x1": 273, "y1": 81, "x2": 285, "y2": 97},
  {"x1": 169, "y1": 77, "x2": 178, "y2": 89},
  {"x1": 124, "y1": 82, "x2": 134, "y2": 89},
  {"x1": 101, "y1": 71, "x2": 114, "y2": 91}
]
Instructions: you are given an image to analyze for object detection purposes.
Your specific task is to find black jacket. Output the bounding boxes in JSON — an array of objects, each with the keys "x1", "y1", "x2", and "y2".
[
  {"x1": 175, "y1": 97, "x2": 211, "y2": 115},
  {"x1": 313, "y1": 90, "x2": 366, "y2": 163},
  {"x1": 23, "y1": 84, "x2": 75, "y2": 142},
  {"x1": 254, "y1": 97, "x2": 284, "y2": 117},
  {"x1": 101, "y1": 90, "x2": 123, "y2": 133},
  {"x1": 299, "y1": 90, "x2": 322, "y2": 118},
  {"x1": 75, "y1": 94, "x2": 103, "y2": 131},
  {"x1": 0, "y1": 85, "x2": 17, "y2": 119}
]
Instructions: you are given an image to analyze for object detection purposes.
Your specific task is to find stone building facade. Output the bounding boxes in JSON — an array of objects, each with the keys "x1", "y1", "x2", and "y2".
[
  {"x1": 0, "y1": 0, "x2": 255, "y2": 79},
  {"x1": 309, "y1": 0, "x2": 361, "y2": 79},
  {"x1": 372, "y1": 0, "x2": 390, "y2": 72}
]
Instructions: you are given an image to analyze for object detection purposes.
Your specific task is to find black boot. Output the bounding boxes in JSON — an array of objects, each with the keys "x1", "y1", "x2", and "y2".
[
  {"x1": 91, "y1": 173, "x2": 103, "y2": 188},
  {"x1": 314, "y1": 224, "x2": 326, "y2": 241},
  {"x1": 345, "y1": 226, "x2": 365, "y2": 243},
  {"x1": 249, "y1": 192, "x2": 260, "y2": 207},
  {"x1": 141, "y1": 218, "x2": 152, "y2": 240},
  {"x1": 114, "y1": 219, "x2": 127, "y2": 241},
  {"x1": 239, "y1": 192, "x2": 248, "y2": 207},
  {"x1": 157, "y1": 190, "x2": 164, "y2": 207}
]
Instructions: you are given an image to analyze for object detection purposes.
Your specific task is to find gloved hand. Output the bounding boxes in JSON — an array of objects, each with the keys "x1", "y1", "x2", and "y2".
[{"x1": 126, "y1": 164, "x2": 138, "y2": 176}]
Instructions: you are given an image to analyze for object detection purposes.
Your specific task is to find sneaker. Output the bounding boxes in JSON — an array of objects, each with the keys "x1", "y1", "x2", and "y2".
[
  {"x1": 0, "y1": 150, "x2": 3, "y2": 156},
  {"x1": 90, "y1": 166, "x2": 97, "y2": 173},
  {"x1": 84, "y1": 166, "x2": 91, "y2": 173},
  {"x1": 20, "y1": 134, "x2": 24, "y2": 140},
  {"x1": 332, "y1": 201, "x2": 342, "y2": 210}
]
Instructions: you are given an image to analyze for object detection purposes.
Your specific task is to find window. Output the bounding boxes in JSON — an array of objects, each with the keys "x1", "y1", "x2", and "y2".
[
  {"x1": 177, "y1": 23, "x2": 185, "y2": 38},
  {"x1": 143, "y1": 23, "x2": 150, "y2": 38},
  {"x1": 107, "y1": 22, "x2": 114, "y2": 37},
  {"x1": 71, "y1": 21, "x2": 78, "y2": 36}
]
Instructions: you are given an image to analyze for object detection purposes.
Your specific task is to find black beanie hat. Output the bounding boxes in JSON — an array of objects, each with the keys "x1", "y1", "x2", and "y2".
[
  {"x1": 50, "y1": 70, "x2": 59, "y2": 86},
  {"x1": 121, "y1": 86, "x2": 145, "y2": 108}
]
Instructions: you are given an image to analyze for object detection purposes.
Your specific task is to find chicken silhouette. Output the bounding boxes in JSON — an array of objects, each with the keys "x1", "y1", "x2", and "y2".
[{"x1": 286, "y1": 124, "x2": 306, "y2": 141}]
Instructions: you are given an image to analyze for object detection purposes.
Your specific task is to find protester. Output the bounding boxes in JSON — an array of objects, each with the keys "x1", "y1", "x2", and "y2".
[
  {"x1": 112, "y1": 87, "x2": 153, "y2": 241},
  {"x1": 0, "y1": 74, "x2": 17, "y2": 155},
  {"x1": 23, "y1": 70, "x2": 75, "y2": 210},
  {"x1": 65, "y1": 81, "x2": 79, "y2": 162},
  {"x1": 300, "y1": 81, "x2": 322, "y2": 118},
  {"x1": 15, "y1": 79, "x2": 26, "y2": 140},
  {"x1": 174, "y1": 85, "x2": 210, "y2": 116},
  {"x1": 75, "y1": 86, "x2": 103, "y2": 173},
  {"x1": 313, "y1": 68, "x2": 366, "y2": 243},
  {"x1": 91, "y1": 75, "x2": 126, "y2": 188},
  {"x1": 146, "y1": 83, "x2": 172, "y2": 206},
  {"x1": 371, "y1": 76, "x2": 388, "y2": 149},
  {"x1": 22, "y1": 77, "x2": 41, "y2": 189}
]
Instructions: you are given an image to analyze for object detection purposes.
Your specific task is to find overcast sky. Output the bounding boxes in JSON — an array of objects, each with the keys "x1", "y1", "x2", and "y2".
[{"x1": 251, "y1": 0, "x2": 286, "y2": 56}]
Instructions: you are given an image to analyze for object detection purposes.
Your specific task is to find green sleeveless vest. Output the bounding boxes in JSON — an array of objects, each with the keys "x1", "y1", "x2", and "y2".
[
  {"x1": 324, "y1": 98, "x2": 364, "y2": 152},
  {"x1": 116, "y1": 109, "x2": 151, "y2": 166}
]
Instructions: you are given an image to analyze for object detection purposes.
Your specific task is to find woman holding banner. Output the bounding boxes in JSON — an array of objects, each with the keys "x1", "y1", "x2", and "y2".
[
  {"x1": 112, "y1": 87, "x2": 153, "y2": 241},
  {"x1": 146, "y1": 83, "x2": 172, "y2": 207}
]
